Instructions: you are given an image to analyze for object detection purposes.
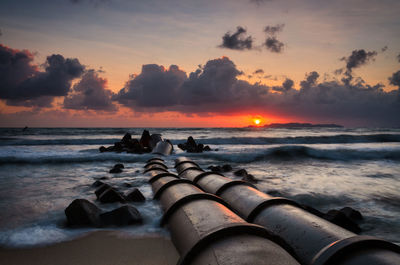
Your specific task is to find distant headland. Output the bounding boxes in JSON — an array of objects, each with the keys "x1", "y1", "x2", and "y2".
[{"x1": 248, "y1": 122, "x2": 343, "y2": 128}]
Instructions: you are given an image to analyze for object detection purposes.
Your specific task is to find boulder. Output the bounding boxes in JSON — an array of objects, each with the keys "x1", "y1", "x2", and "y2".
[
  {"x1": 95, "y1": 184, "x2": 112, "y2": 198},
  {"x1": 98, "y1": 188, "x2": 126, "y2": 203},
  {"x1": 243, "y1": 174, "x2": 258, "y2": 184},
  {"x1": 222, "y1": 164, "x2": 232, "y2": 172},
  {"x1": 324, "y1": 209, "x2": 361, "y2": 233},
  {"x1": 208, "y1": 165, "x2": 222, "y2": 172},
  {"x1": 204, "y1": 145, "x2": 211, "y2": 151},
  {"x1": 234, "y1": 169, "x2": 248, "y2": 177},
  {"x1": 99, "y1": 146, "x2": 107, "y2": 152},
  {"x1": 140, "y1": 130, "x2": 151, "y2": 148},
  {"x1": 125, "y1": 188, "x2": 145, "y2": 202},
  {"x1": 92, "y1": 180, "x2": 105, "y2": 188},
  {"x1": 100, "y1": 205, "x2": 142, "y2": 226},
  {"x1": 122, "y1": 133, "x2": 132, "y2": 144},
  {"x1": 114, "y1": 163, "x2": 124, "y2": 169},
  {"x1": 114, "y1": 142, "x2": 123, "y2": 151},
  {"x1": 340, "y1": 207, "x2": 363, "y2": 222},
  {"x1": 109, "y1": 166, "x2": 123, "y2": 173},
  {"x1": 65, "y1": 199, "x2": 101, "y2": 227}
]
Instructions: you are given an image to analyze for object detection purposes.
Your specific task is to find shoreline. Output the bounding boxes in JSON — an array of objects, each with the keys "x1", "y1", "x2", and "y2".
[{"x1": 0, "y1": 231, "x2": 179, "y2": 265}]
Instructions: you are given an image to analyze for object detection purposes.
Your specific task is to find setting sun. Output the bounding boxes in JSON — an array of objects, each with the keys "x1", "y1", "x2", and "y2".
[{"x1": 253, "y1": 119, "x2": 261, "y2": 125}]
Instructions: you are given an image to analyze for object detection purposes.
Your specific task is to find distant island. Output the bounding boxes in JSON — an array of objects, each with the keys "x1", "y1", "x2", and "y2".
[{"x1": 249, "y1": 123, "x2": 343, "y2": 128}]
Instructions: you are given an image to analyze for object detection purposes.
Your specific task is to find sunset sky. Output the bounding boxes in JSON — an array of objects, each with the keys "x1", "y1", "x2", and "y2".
[{"x1": 0, "y1": 0, "x2": 399, "y2": 127}]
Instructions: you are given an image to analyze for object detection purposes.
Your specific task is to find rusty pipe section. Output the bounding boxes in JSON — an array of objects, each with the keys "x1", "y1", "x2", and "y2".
[
  {"x1": 176, "y1": 158, "x2": 400, "y2": 265},
  {"x1": 144, "y1": 158, "x2": 300, "y2": 265}
]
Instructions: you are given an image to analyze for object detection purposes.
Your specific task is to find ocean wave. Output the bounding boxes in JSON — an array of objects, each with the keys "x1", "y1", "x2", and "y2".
[
  {"x1": 193, "y1": 145, "x2": 400, "y2": 163},
  {"x1": 2, "y1": 133, "x2": 400, "y2": 146},
  {"x1": 184, "y1": 134, "x2": 400, "y2": 145},
  {"x1": 0, "y1": 153, "x2": 154, "y2": 165}
]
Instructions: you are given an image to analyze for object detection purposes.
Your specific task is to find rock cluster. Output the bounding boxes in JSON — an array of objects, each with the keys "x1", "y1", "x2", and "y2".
[
  {"x1": 64, "y1": 162, "x2": 147, "y2": 228},
  {"x1": 178, "y1": 136, "x2": 211, "y2": 153},
  {"x1": 99, "y1": 130, "x2": 163, "y2": 154}
]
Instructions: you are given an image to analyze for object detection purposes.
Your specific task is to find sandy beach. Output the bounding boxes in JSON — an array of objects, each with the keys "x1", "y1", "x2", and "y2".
[{"x1": 0, "y1": 231, "x2": 179, "y2": 265}]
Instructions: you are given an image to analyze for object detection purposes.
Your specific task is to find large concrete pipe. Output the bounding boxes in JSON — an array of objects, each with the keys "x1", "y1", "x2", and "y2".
[
  {"x1": 176, "y1": 158, "x2": 400, "y2": 265},
  {"x1": 144, "y1": 159, "x2": 300, "y2": 265},
  {"x1": 151, "y1": 140, "x2": 173, "y2": 156}
]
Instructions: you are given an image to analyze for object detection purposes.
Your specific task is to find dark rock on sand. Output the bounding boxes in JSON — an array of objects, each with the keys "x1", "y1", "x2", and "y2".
[
  {"x1": 324, "y1": 209, "x2": 361, "y2": 233},
  {"x1": 92, "y1": 180, "x2": 105, "y2": 188},
  {"x1": 100, "y1": 205, "x2": 142, "y2": 226},
  {"x1": 125, "y1": 188, "x2": 145, "y2": 202},
  {"x1": 65, "y1": 199, "x2": 101, "y2": 227},
  {"x1": 234, "y1": 169, "x2": 248, "y2": 177},
  {"x1": 95, "y1": 184, "x2": 112, "y2": 198}
]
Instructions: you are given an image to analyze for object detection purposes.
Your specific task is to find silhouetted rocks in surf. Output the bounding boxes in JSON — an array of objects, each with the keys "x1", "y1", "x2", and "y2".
[
  {"x1": 234, "y1": 169, "x2": 248, "y2": 177},
  {"x1": 100, "y1": 205, "x2": 142, "y2": 226},
  {"x1": 65, "y1": 199, "x2": 143, "y2": 227},
  {"x1": 92, "y1": 180, "x2": 105, "y2": 187},
  {"x1": 99, "y1": 129, "x2": 166, "y2": 154},
  {"x1": 65, "y1": 199, "x2": 102, "y2": 227},
  {"x1": 95, "y1": 184, "x2": 112, "y2": 198},
  {"x1": 178, "y1": 136, "x2": 212, "y2": 153},
  {"x1": 207, "y1": 164, "x2": 232, "y2": 173},
  {"x1": 324, "y1": 209, "x2": 361, "y2": 233},
  {"x1": 125, "y1": 188, "x2": 145, "y2": 202},
  {"x1": 98, "y1": 188, "x2": 126, "y2": 203},
  {"x1": 109, "y1": 163, "x2": 124, "y2": 173}
]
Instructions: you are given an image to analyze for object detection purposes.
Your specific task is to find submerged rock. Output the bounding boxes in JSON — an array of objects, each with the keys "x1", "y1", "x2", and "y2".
[
  {"x1": 340, "y1": 207, "x2": 363, "y2": 222},
  {"x1": 125, "y1": 188, "x2": 145, "y2": 202},
  {"x1": 92, "y1": 180, "x2": 105, "y2": 188},
  {"x1": 234, "y1": 169, "x2": 248, "y2": 177},
  {"x1": 95, "y1": 184, "x2": 112, "y2": 198},
  {"x1": 243, "y1": 173, "x2": 258, "y2": 184},
  {"x1": 65, "y1": 199, "x2": 101, "y2": 227},
  {"x1": 100, "y1": 205, "x2": 142, "y2": 226},
  {"x1": 178, "y1": 136, "x2": 212, "y2": 153},
  {"x1": 222, "y1": 164, "x2": 232, "y2": 172},
  {"x1": 324, "y1": 209, "x2": 361, "y2": 234},
  {"x1": 98, "y1": 188, "x2": 126, "y2": 203}
]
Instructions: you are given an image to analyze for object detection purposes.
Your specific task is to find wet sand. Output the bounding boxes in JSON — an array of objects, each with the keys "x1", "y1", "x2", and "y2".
[{"x1": 0, "y1": 231, "x2": 179, "y2": 265}]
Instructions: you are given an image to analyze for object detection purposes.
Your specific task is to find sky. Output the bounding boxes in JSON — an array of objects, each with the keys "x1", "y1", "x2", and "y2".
[{"x1": 0, "y1": 0, "x2": 399, "y2": 127}]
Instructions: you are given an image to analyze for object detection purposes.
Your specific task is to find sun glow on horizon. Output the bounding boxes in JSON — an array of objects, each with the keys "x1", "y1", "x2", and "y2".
[{"x1": 253, "y1": 118, "x2": 262, "y2": 126}]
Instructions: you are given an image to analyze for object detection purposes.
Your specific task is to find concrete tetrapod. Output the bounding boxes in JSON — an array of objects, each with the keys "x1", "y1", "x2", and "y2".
[
  {"x1": 151, "y1": 140, "x2": 173, "y2": 156},
  {"x1": 144, "y1": 159, "x2": 300, "y2": 265},
  {"x1": 175, "y1": 158, "x2": 400, "y2": 265}
]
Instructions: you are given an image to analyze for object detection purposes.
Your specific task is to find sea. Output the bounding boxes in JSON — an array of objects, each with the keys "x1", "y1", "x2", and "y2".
[{"x1": 0, "y1": 127, "x2": 399, "y2": 248}]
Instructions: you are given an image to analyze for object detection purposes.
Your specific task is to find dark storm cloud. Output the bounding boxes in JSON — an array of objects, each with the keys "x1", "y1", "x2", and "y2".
[
  {"x1": 263, "y1": 24, "x2": 285, "y2": 53},
  {"x1": 114, "y1": 64, "x2": 187, "y2": 109},
  {"x1": 273, "y1": 78, "x2": 294, "y2": 92},
  {"x1": 253, "y1": 69, "x2": 264, "y2": 75},
  {"x1": 340, "y1": 49, "x2": 377, "y2": 85},
  {"x1": 219, "y1": 26, "x2": 253, "y2": 51},
  {"x1": 264, "y1": 24, "x2": 284, "y2": 35},
  {"x1": 397, "y1": 53, "x2": 400, "y2": 63},
  {"x1": 389, "y1": 71, "x2": 400, "y2": 88},
  {"x1": 64, "y1": 69, "x2": 116, "y2": 111},
  {"x1": 300, "y1": 71, "x2": 319, "y2": 90},
  {"x1": 115, "y1": 56, "x2": 400, "y2": 126},
  {"x1": 264, "y1": 37, "x2": 284, "y2": 53},
  {"x1": 0, "y1": 44, "x2": 85, "y2": 107}
]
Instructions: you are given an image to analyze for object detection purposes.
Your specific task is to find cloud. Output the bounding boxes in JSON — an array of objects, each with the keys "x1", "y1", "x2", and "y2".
[
  {"x1": 219, "y1": 26, "x2": 253, "y2": 51},
  {"x1": 253, "y1": 69, "x2": 264, "y2": 75},
  {"x1": 381, "y1": 46, "x2": 388, "y2": 52},
  {"x1": 64, "y1": 69, "x2": 117, "y2": 111},
  {"x1": 273, "y1": 78, "x2": 294, "y2": 92},
  {"x1": 389, "y1": 70, "x2": 400, "y2": 88},
  {"x1": 115, "y1": 56, "x2": 400, "y2": 126},
  {"x1": 263, "y1": 24, "x2": 285, "y2": 53},
  {"x1": 0, "y1": 44, "x2": 85, "y2": 107},
  {"x1": 69, "y1": 0, "x2": 109, "y2": 6},
  {"x1": 339, "y1": 49, "x2": 378, "y2": 84},
  {"x1": 114, "y1": 64, "x2": 187, "y2": 110},
  {"x1": 264, "y1": 37, "x2": 284, "y2": 53},
  {"x1": 397, "y1": 53, "x2": 400, "y2": 63},
  {"x1": 264, "y1": 24, "x2": 285, "y2": 35}
]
